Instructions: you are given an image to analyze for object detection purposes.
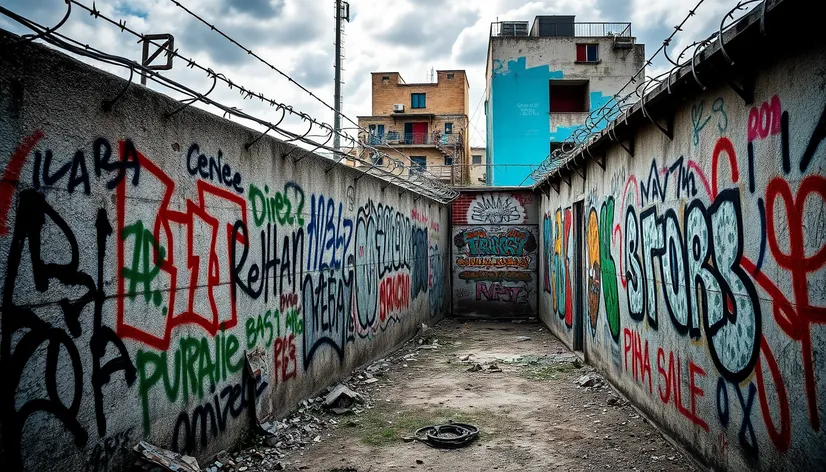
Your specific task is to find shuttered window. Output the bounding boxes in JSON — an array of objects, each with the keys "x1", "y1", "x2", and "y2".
[{"x1": 576, "y1": 44, "x2": 599, "y2": 62}]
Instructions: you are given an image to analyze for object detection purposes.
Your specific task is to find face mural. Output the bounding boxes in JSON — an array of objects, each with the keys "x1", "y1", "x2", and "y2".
[{"x1": 539, "y1": 82, "x2": 826, "y2": 469}]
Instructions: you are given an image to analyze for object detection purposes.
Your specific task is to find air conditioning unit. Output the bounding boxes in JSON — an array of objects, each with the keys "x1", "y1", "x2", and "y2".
[{"x1": 393, "y1": 104, "x2": 405, "y2": 112}]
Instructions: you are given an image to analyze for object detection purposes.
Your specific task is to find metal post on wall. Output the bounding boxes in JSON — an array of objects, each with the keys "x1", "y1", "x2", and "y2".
[
  {"x1": 333, "y1": 0, "x2": 350, "y2": 152},
  {"x1": 140, "y1": 34, "x2": 174, "y2": 86}
]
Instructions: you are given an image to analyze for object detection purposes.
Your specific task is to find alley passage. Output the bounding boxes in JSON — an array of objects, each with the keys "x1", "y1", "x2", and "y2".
[{"x1": 244, "y1": 320, "x2": 696, "y2": 471}]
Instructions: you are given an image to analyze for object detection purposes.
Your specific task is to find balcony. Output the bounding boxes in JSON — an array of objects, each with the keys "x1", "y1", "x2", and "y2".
[{"x1": 363, "y1": 132, "x2": 463, "y2": 147}]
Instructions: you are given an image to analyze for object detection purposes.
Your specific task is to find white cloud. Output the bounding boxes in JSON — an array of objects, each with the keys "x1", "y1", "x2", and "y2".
[{"x1": 0, "y1": 0, "x2": 756, "y2": 149}]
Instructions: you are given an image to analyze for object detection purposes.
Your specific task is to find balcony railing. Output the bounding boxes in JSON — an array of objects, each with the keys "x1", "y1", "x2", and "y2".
[
  {"x1": 364, "y1": 132, "x2": 463, "y2": 147},
  {"x1": 490, "y1": 21, "x2": 530, "y2": 37},
  {"x1": 490, "y1": 21, "x2": 631, "y2": 38}
]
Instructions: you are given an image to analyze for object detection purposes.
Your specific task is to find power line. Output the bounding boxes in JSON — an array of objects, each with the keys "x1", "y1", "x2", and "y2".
[
  {"x1": 163, "y1": 0, "x2": 447, "y2": 183},
  {"x1": 0, "y1": 1, "x2": 459, "y2": 203},
  {"x1": 467, "y1": 83, "x2": 487, "y2": 147}
]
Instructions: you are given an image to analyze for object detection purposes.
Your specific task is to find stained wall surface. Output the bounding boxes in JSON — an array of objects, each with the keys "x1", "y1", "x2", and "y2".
[
  {"x1": 485, "y1": 36, "x2": 645, "y2": 186},
  {"x1": 451, "y1": 191, "x2": 538, "y2": 317},
  {"x1": 538, "y1": 36, "x2": 826, "y2": 470},
  {"x1": 0, "y1": 39, "x2": 449, "y2": 471}
]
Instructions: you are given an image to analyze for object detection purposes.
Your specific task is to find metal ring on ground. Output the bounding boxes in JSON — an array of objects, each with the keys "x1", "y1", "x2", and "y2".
[{"x1": 413, "y1": 422, "x2": 479, "y2": 449}]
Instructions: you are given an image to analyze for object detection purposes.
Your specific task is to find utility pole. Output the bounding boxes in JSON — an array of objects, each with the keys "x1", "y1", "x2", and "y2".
[{"x1": 334, "y1": 0, "x2": 350, "y2": 152}]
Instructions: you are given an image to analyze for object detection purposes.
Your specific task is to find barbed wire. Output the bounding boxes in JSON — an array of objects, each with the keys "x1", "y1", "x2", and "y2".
[
  {"x1": 0, "y1": 0, "x2": 459, "y2": 203},
  {"x1": 526, "y1": 0, "x2": 762, "y2": 187},
  {"x1": 162, "y1": 0, "x2": 455, "y2": 184}
]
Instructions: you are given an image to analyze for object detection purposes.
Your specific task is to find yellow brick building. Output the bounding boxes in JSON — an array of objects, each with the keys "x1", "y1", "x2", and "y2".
[{"x1": 357, "y1": 70, "x2": 471, "y2": 185}]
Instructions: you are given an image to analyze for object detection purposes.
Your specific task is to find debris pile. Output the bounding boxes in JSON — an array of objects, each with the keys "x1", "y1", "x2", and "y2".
[
  {"x1": 323, "y1": 384, "x2": 363, "y2": 415},
  {"x1": 198, "y1": 323, "x2": 449, "y2": 471},
  {"x1": 133, "y1": 441, "x2": 200, "y2": 472},
  {"x1": 203, "y1": 448, "x2": 285, "y2": 472},
  {"x1": 465, "y1": 362, "x2": 502, "y2": 373},
  {"x1": 575, "y1": 371, "x2": 608, "y2": 390}
]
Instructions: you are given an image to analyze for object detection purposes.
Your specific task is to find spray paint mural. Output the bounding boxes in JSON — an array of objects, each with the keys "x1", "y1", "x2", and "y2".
[
  {"x1": 452, "y1": 191, "x2": 538, "y2": 317},
  {"x1": 538, "y1": 50, "x2": 826, "y2": 471},
  {"x1": 0, "y1": 44, "x2": 449, "y2": 471}
]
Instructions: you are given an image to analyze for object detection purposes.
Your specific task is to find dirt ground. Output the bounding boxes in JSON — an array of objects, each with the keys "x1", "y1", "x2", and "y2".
[{"x1": 233, "y1": 319, "x2": 698, "y2": 472}]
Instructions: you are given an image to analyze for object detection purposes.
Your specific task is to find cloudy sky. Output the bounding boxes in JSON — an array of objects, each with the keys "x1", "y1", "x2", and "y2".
[{"x1": 1, "y1": 0, "x2": 755, "y2": 149}]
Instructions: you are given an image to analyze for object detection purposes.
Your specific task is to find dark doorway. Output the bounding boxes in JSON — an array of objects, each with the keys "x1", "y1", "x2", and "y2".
[{"x1": 572, "y1": 200, "x2": 584, "y2": 352}]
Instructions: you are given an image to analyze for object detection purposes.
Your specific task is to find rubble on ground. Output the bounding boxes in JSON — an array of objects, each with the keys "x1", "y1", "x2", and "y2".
[
  {"x1": 133, "y1": 441, "x2": 200, "y2": 472},
  {"x1": 575, "y1": 372, "x2": 608, "y2": 390},
  {"x1": 200, "y1": 323, "x2": 439, "y2": 471}
]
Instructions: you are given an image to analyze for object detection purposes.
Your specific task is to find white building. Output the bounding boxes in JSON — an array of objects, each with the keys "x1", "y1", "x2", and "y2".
[{"x1": 485, "y1": 16, "x2": 645, "y2": 186}]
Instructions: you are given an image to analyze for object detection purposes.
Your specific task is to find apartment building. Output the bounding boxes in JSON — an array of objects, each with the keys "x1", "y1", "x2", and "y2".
[
  {"x1": 357, "y1": 70, "x2": 471, "y2": 185},
  {"x1": 485, "y1": 16, "x2": 645, "y2": 186}
]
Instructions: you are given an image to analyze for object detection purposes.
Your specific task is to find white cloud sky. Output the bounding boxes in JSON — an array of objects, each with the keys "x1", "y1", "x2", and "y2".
[{"x1": 0, "y1": 0, "x2": 755, "y2": 150}]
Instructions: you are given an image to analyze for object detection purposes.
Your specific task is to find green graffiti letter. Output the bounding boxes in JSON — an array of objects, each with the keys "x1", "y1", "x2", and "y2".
[{"x1": 600, "y1": 197, "x2": 621, "y2": 341}]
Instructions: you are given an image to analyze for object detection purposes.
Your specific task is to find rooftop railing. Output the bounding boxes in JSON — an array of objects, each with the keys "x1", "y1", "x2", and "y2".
[
  {"x1": 574, "y1": 22, "x2": 632, "y2": 37},
  {"x1": 490, "y1": 21, "x2": 631, "y2": 38}
]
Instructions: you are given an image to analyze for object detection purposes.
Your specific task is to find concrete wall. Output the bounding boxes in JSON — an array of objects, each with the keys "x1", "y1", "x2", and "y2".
[
  {"x1": 452, "y1": 191, "x2": 538, "y2": 318},
  {"x1": 486, "y1": 36, "x2": 645, "y2": 186},
  {"x1": 0, "y1": 38, "x2": 449, "y2": 471},
  {"x1": 537, "y1": 36, "x2": 826, "y2": 470}
]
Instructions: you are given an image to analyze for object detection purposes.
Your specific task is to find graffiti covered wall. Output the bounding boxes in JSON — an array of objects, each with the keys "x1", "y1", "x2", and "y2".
[
  {"x1": 0, "y1": 40, "x2": 449, "y2": 471},
  {"x1": 452, "y1": 191, "x2": 538, "y2": 317},
  {"x1": 537, "y1": 40, "x2": 826, "y2": 470}
]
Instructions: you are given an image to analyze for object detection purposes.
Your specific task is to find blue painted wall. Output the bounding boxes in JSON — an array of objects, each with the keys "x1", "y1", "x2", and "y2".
[{"x1": 488, "y1": 56, "x2": 614, "y2": 186}]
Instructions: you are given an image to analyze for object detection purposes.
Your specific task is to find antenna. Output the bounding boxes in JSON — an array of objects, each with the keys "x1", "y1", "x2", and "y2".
[{"x1": 333, "y1": 0, "x2": 350, "y2": 152}]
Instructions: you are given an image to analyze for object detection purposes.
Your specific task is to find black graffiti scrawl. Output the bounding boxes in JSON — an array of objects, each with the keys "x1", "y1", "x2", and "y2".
[{"x1": 0, "y1": 190, "x2": 135, "y2": 469}]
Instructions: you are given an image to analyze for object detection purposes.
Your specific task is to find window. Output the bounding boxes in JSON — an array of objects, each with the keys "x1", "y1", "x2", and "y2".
[
  {"x1": 444, "y1": 156, "x2": 453, "y2": 166},
  {"x1": 576, "y1": 44, "x2": 599, "y2": 63},
  {"x1": 472, "y1": 154, "x2": 482, "y2": 165},
  {"x1": 549, "y1": 80, "x2": 589, "y2": 113},
  {"x1": 411, "y1": 93, "x2": 426, "y2": 109},
  {"x1": 410, "y1": 156, "x2": 427, "y2": 172},
  {"x1": 444, "y1": 122, "x2": 453, "y2": 134},
  {"x1": 447, "y1": 72, "x2": 455, "y2": 79},
  {"x1": 368, "y1": 124, "x2": 385, "y2": 144}
]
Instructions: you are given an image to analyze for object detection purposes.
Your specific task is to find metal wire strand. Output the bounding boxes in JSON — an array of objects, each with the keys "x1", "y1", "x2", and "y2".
[{"x1": 0, "y1": 2, "x2": 458, "y2": 202}]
